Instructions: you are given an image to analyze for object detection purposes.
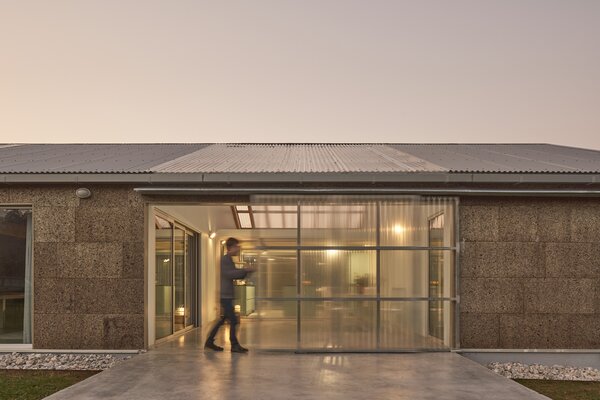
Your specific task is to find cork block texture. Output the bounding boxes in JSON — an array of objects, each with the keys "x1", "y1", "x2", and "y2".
[
  {"x1": 460, "y1": 197, "x2": 600, "y2": 349},
  {"x1": 1, "y1": 185, "x2": 145, "y2": 349}
]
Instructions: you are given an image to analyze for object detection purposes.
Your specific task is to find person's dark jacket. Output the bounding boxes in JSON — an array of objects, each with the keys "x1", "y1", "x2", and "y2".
[{"x1": 220, "y1": 254, "x2": 249, "y2": 299}]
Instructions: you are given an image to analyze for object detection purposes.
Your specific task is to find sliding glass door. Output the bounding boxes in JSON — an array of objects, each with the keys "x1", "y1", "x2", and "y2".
[
  {"x1": 0, "y1": 208, "x2": 32, "y2": 344},
  {"x1": 155, "y1": 216, "x2": 173, "y2": 339},
  {"x1": 155, "y1": 214, "x2": 199, "y2": 340}
]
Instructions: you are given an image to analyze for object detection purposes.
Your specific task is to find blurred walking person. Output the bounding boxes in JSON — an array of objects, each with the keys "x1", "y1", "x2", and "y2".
[{"x1": 204, "y1": 237, "x2": 255, "y2": 353}]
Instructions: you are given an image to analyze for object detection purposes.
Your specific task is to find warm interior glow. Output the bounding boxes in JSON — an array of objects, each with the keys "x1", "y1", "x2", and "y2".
[{"x1": 393, "y1": 224, "x2": 405, "y2": 234}]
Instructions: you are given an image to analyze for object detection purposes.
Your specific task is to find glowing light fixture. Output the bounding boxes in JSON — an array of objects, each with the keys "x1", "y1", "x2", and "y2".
[
  {"x1": 393, "y1": 224, "x2": 406, "y2": 234},
  {"x1": 209, "y1": 231, "x2": 216, "y2": 239}
]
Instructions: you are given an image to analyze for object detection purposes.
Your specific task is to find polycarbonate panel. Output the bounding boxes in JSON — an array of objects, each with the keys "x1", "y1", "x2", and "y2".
[
  {"x1": 379, "y1": 198, "x2": 455, "y2": 247},
  {"x1": 244, "y1": 300, "x2": 297, "y2": 349},
  {"x1": 243, "y1": 194, "x2": 459, "y2": 352},
  {"x1": 300, "y1": 300, "x2": 376, "y2": 350},
  {"x1": 252, "y1": 205, "x2": 297, "y2": 229},
  {"x1": 300, "y1": 202, "x2": 377, "y2": 246},
  {"x1": 241, "y1": 229, "x2": 298, "y2": 248},
  {"x1": 254, "y1": 250, "x2": 297, "y2": 298},
  {"x1": 300, "y1": 250, "x2": 376, "y2": 297},
  {"x1": 379, "y1": 301, "x2": 453, "y2": 350},
  {"x1": 380, "y1": 250, "x2": 455, "y2": 298}
]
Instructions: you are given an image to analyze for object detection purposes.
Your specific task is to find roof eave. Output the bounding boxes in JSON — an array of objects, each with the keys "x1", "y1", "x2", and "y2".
[{"x1": 1, "y1": 172, "x2": 600, "y2": 184}]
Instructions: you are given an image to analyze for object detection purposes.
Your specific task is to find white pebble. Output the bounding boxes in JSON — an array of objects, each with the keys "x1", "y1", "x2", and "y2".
[
  {"x1": 0, "y1": 352, "x2": 133, "y2": 370},
  {"x1": 488, "y1": 362, "x2": 600, "y2": 381}
]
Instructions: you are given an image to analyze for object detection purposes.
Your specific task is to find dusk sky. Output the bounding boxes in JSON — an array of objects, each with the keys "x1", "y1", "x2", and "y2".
[{"x1": 1, "y1": 1, "x2": 599, "y2": 149}]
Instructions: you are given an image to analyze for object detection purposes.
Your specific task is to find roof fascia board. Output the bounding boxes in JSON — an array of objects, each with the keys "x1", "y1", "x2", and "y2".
[
  {"x1": 1, "y1": 172, "x2": 600, "y2": 184},
  {"x1": 200, "y1": 172, "x2": 457, "y2": 182},
  {"x1": 134, "y1": 187, "x2": 600, "y2": 196},
  {"x1": 470, "y1": 173, "x2": 596, "y2": 183}
]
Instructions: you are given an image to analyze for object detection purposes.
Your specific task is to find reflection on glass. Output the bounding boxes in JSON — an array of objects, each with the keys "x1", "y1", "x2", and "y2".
[
  {"x1": 380, "y1": 301, "x2": 452, "y2": 349},
  {"x1": 301, "y1": 251, "x2": 376, "y2": 297},
  {"x1": 379, "y1": 200, "x2": 454, "y2": 247},
  {"x1": 300, "y1": 203, "x2": 377, "y2": 246},
  {"x1": 155, "y1": 215, "x2": 173, "y2": 339},
  {"x1": 0, "y1": 208, "x2": 32, "y2": 344},
  {"x1": 300, "y1": 301, "x2": 376, "y2": 350},
  {"x1": 380, "y1": 250, "x2": 454, "y2": 298}
]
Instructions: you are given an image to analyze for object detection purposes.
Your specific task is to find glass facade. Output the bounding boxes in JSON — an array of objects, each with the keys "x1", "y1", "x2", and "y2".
[
  {"x1": 0, "y1": 208, "x2": 32, "y2": 344},
  {"x1": 238, "y1": 196, "x2": 457, "y2": 351}
]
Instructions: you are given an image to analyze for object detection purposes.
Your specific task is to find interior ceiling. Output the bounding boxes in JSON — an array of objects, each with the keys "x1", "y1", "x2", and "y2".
[{"x1": 157, "y1": 205, "x2": 237, "y2": 233}]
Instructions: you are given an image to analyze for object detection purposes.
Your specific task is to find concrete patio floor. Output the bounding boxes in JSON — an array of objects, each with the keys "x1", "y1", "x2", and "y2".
[{"x1": 46, "y1": 329, "x2": 548, "y2": 400}]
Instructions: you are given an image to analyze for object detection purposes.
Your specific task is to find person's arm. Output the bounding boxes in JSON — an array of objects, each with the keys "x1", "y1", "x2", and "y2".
[
  {"x1": 222, "y1": 256, "x2": 254, "y2": 279},
  {"x1": 223, "y1": 266, "x2": 249, "y2": 280}
]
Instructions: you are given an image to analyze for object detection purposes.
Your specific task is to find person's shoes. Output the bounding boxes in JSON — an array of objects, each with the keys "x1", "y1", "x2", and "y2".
[
  {"x1": 231, "y1": 344, "x2": 249, "y2": 353},
  {"x1": 204, "y1": 341, "x2": 224, "y2": 351}
]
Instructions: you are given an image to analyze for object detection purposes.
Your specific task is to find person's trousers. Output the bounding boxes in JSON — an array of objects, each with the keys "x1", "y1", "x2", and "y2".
[{"x1": 206, "y1": 298, "x2": 239, "y2": 345}]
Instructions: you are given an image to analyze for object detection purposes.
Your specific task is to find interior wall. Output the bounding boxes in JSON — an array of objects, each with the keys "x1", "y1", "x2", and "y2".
[{"x1": 200, "y1": 233, "x2": 218, "y2": 326}]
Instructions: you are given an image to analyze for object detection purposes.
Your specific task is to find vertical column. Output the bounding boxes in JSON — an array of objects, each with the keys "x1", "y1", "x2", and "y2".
[
  {"x1": 296, "y1": 200, "x2": 301, "y2": 351},
  {"x1": 376, "y1": 201, "x2": 381, "y2": 350},
  {"x1": 453, "y1": 197, "x2": 460, "y2": 349}
]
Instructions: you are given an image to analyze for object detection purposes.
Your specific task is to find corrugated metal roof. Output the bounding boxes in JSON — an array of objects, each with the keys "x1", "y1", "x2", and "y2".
[
  {"x1": 390, "y1": 144, "x2": 600, "y2": 173},
  {"x1": 0, "y1": 143, "x2": 600, "y2": 174},
  {"x1": 0, "y1": 144, "x2": 207, "y2": 173},
  {"x1": 150, "y1": 144, "x2": 445, "y2": 173}
]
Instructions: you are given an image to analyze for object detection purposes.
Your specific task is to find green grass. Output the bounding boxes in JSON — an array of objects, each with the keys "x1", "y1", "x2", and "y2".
[
  {"x1": 0, "y1": 369, "x2": 98, "y2": 400},
  {"x1": 515, "y1": 379, "x2": 600, "y2": 400}
]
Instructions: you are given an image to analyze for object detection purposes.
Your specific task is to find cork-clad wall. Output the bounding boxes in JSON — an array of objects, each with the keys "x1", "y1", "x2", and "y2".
[
  {"x1": 3, "y1": 185, "x2": 599, "y2": 350},
  {"x1": 460, "y1": 196, "x2": 600, "y2": 349},
  {"x1": 0, "y1": 185, "x2": 146, "y2": 349}
]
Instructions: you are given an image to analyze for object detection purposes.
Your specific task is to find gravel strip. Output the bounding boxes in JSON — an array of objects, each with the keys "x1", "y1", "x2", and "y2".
[
  {"x1": 488, "y1": 362, "x2": 600, "y2": 381},
  {"x1": 0, "y1": 352, "x2": 137, "y2": 370}
]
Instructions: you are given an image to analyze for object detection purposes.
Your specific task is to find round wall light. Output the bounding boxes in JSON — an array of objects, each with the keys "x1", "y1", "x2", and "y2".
[{"x1": 75, "y1": 188, "x2": 92, "y2": 199}]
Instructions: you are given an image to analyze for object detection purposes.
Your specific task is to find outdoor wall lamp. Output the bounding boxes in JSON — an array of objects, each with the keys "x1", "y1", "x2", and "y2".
[{"x1": 75, "y1": 188, "x2": 92, "y2": 199}]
